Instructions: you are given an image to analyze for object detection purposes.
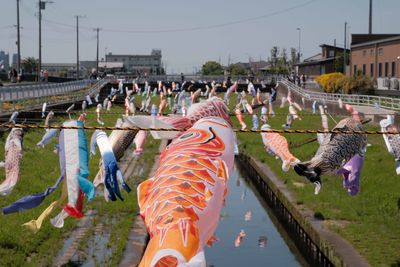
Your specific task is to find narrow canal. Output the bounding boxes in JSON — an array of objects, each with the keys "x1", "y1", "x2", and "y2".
[{"x1": 204, "y1": 161, "x2": 307, "y2": 267}]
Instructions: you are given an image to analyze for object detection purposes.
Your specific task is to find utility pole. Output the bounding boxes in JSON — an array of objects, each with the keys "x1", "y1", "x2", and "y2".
[
  {"x1": 369, "y1": 0, "x2": 373, "y2": 34},
  {"x1": 38, "y1": 0, "x2": 42, "y2": 81},
  {"x1": 344, "y1": 22, "x2": 347, "y2": 74},
  {"x1": 296, "y1": 28, "x2": 301, "y2": 63},
  {"x1": 16, "y1": 0, "x2": 21, "y2": 75},
  {"x1": 38, "y1": 0, "x2": 53, "y2": 82},
  {"x1": 333, "y1": 39, "x2": 336, "y2": 71},
  {"x1": 75, "y1": 15, "x2": 85, "y2": 80},
  {"x1": 95, "y1": 27, "x2": 100, "y2": 75}
]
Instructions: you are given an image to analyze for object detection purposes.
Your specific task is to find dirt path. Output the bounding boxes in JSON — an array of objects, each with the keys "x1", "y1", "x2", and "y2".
[
  {"x1": 118, "y1": 140, "x2": 168, "y2": 267},
  {"x1": 51, "y1": 139, "x2": 167, "y2": 266}
]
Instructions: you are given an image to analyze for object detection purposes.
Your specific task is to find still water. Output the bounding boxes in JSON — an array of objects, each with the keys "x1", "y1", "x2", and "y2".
[{"x1": 204, "y1": 162, "x2": 307, "y2": 267}]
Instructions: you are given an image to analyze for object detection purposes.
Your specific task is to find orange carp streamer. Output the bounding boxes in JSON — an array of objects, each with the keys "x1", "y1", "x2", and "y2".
[
  {"x1": 138, "y1": 117, "x2": 235, "y2": 267},
  {"x1": 260, "y1": 124, "x2": 299, "y2": 172}
]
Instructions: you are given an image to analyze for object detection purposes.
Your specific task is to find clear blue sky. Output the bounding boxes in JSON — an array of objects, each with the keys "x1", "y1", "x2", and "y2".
[{"x1": 1, "y1": 0, "x2": 399, "y2": 73}]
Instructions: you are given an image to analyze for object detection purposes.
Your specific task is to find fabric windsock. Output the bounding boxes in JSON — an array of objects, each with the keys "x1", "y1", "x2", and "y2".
[
  {"x1": 252, "y1": 114, "x2": 259, "y2": 130},
  {"x1": 336, "y1": 154, "x2": 364, "y2": 196},
  {"x1": 41, "y1": 103, "x2": 47, "y2": 118},
  {"x1": 86, "y1": 95, "x2": 93, "y2": 105},
  {"x1": 280, "y1": 96, "x2": 287, "y2": 108},
  {"x1": 261, "y1": 124, "x2": 299, "y2": 172},
  {"x1": 133, "y1": 130, "x2": 148, "y2": 156},
  {"x1": 60, "y1": 121, "x2": 95, "y2": 219},
  {"x1": 37, "y1": 128, "x2": 58, "y2": 148},
  {"x1": 319, "y1": 105, "x2": 329, "y2": 130},
  {"x1": 90, "y1": 130, "x2": 131, "y2": 201},
  {"x1": 235, "y1": 108, "x2": 247, "y2": 130},
  {"x1": 260, "y1": 106, "x2": 268, "y2": 123}
]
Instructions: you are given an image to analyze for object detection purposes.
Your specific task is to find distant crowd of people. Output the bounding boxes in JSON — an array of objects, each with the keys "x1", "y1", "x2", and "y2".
[{"x1": 287, "y1": 73, "x2": 307, "y2": 88}]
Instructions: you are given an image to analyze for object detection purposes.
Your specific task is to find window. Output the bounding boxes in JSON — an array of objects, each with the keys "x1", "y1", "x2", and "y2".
[
  {"x1": 392, "y1": 62, "x2": 396, "y2": 77},
  {"x1": 378, "y1": 48, "x2": 384, "y2": 56},
  {"x1": 363, "y1": 50, "x2": 367, "y2": 56},
  {"x1": 353, "y1": 65, "x2": 357, "y2": 76},
  {"x1": 378, "y1": 63, "x2": 382, "y2": 77},
  {"x1": 385, "y1": 62, "x2": 389, "y2": 77},
  {"x1": 329, "y1": 50, "x2": 334, "y2": 57},
  {"x1": 362, "y1": 64, "x2": 366, "y2": 75},
  {"x1": 370, "y1": 63, "x2": 374, "y2": 77},
  {"x1": 370, "y1": 49, "x2": 374, "y2": 56}
]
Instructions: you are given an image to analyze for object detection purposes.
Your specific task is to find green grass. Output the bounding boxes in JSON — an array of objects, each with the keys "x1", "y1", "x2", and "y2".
[
  {"x1": 227, "y1": 96, "x2": 400, "y2": 267},
  {"x1": 0, "y1": 103, "x2": 160, "y2": 266},
  {"x1": 2, "y1": 92, "x2": 399, "y2": 266}
]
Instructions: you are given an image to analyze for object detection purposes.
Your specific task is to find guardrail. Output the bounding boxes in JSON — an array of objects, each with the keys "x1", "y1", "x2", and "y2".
[
  {"x1": 0, "y1": 79, "x2": 92, "y2": 102},
  {"x1": 0, "y1": 78, "x2": 110, "y2": 113},
  {"x1": 117, "y1": 74, "x2": 281, "y2": 84},
  {"x1": 280, "y1": 78, "x2": 400, "y2": 111}
]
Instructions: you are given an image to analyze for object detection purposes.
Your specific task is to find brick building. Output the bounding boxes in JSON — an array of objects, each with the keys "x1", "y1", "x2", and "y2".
[
  {"x1": 296, "y1": 44, "x2": 349, "y2": 77},
  {"x1": 350, "y1": 34, "x2": 400, "y2": 78}
]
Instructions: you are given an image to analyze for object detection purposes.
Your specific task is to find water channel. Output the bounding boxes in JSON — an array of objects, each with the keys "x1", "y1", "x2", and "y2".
[{"x1": 204, "y1": 162, "x2": 308, "y2": 267}]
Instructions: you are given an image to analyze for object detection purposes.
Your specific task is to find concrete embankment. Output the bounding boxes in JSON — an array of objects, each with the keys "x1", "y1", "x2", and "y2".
[{"x1": 236, "y1": 154, "x2": 371, "y2": 267}]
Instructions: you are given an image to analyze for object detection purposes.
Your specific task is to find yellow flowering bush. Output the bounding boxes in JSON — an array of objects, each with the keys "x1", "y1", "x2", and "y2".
[
  {"x1": 316, "y1": 72, "x2": 373, "y2": 94},
  {"x1": 316, "y1": 72, "x2": 347, "y2": 93}
]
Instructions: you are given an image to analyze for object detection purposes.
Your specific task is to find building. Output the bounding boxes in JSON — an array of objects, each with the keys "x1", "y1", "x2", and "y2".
[
  {"x1": 296, "y1": 44, "x2": 349, "y2": 77},
  {"x1": 41, "y1": 63, "x2": 89, "y2": 78},
  {"x1": 0, "y1": 51, "x2": 10, "y2": 71},
  {"x1": 350, "y1": 34, "x2": 400, "y2": 78},
  {"x1": 12, "y1": 53, "x2": 18, "y2": 67},
  {"x1": 105, "y1": 49, "x2": 162, "y2": 75}
]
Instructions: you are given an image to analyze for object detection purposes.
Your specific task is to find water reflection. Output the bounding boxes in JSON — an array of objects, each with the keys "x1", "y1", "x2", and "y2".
[{"x1": 204, "y1": 162, "x2": 305, "y2": 267}]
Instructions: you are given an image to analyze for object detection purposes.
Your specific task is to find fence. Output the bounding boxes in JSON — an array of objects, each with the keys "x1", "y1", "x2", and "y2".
[
  {"x1": 117, "y1": 74, "x2": 280, "y2": 84},
  {"x1": 280, "y1": 78, "x2": 400, "y2": 111},
  {"x1": 0, "y1": 78, "x2": 110, "y2": 113}
]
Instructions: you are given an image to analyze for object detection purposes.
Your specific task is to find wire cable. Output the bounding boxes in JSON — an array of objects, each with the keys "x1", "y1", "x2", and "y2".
[{"x1": 0, "y1": 123, "x2": 393, "y2": 135}]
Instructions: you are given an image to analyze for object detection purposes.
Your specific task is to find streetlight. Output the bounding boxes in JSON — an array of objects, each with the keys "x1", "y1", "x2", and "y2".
[{"x1": 296, "y1": 28, "x2": 301, "y2": 64}]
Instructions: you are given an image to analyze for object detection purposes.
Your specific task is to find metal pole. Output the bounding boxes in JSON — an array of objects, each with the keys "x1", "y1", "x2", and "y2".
[
  {"x1": 369, "y1": 0, "x2": 372, "y2": 34},
  {"x1": 333, "y1": 39, "x2": 336, "y2": 71},
  {"x1": 16, "y1": 0, "x2": 21, "y2": 75},
  {"x1": 38, "y1": 0, "x2": 42, "y2": 82},
  {"x1": 344, "y1": 22, "x2": 347, "y2": 75},
  {"x1": 76, "y1": 16, "x2": 79, "y2": 80},
  {"x1": 296, "y1": 28, "x2": 301, "y2": 63},
  {"x1": 96, "y1": 27, "x2": 99, "y2": 75}
]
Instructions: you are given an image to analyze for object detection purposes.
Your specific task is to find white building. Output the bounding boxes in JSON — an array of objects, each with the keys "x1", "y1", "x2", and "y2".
[{"x1": 105, "y1": 49, "x2": 163, "y2": 75}]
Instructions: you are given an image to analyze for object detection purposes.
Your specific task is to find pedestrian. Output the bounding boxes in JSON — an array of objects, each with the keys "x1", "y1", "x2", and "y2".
[
  {"x1": 12, "y1": 68, "x2": 18, "y2": 83},
  {"x1": 44, "y1": 69, "x2": 49, "y2": 82}
]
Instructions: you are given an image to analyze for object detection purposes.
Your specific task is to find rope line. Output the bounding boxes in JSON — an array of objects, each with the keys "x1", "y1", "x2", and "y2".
[
  {"x1": 2, "y1": 109, "x2": 396, "y2": 117},
  {"x1": 0, "y1": 123, "x2": 396, "y2": 135}
]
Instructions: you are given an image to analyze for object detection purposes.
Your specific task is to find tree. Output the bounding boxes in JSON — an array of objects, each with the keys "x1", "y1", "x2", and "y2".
[
  {"x1": 228, "y1": 63, "x2": 247, "y2": 76},
  {"x1": 334, "y1": 52, "x2": 344, "y2": 73},
  {"x1": 22, "y1": 57, "x2": 38, "y2": 74},
  {"x1": 270, "y1": 46, "x2": 279, "y2": 67},
  {"x1": 202, "y1": 61, "x2": 223, "y2": 75},
  {"x1": 290, "y1": 48, "x2": 297, "y2": 68}
]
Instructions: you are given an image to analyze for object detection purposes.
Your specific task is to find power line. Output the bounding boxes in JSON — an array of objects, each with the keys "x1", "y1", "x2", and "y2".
[{"x1": 40, "y1": 0, "x2": 319, "y2": 34}]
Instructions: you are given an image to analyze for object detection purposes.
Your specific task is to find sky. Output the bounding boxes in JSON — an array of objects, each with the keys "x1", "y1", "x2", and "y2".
[{"x1": 1, "y1": 0, "x2": 399, "y2": 74}]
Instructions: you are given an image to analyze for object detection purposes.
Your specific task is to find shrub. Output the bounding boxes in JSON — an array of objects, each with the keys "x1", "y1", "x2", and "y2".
[{"x1": 316, "y1": 72, "x2": 374, "y2": 94}]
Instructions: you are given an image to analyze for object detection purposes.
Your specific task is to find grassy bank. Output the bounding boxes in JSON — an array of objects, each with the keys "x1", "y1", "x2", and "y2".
[
  {"x1": 0, "y1": 105, "x2": 159, "y2": 266},
  {"x1": 229, "y1": 99, "x2": 400, "y2": 267}
]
